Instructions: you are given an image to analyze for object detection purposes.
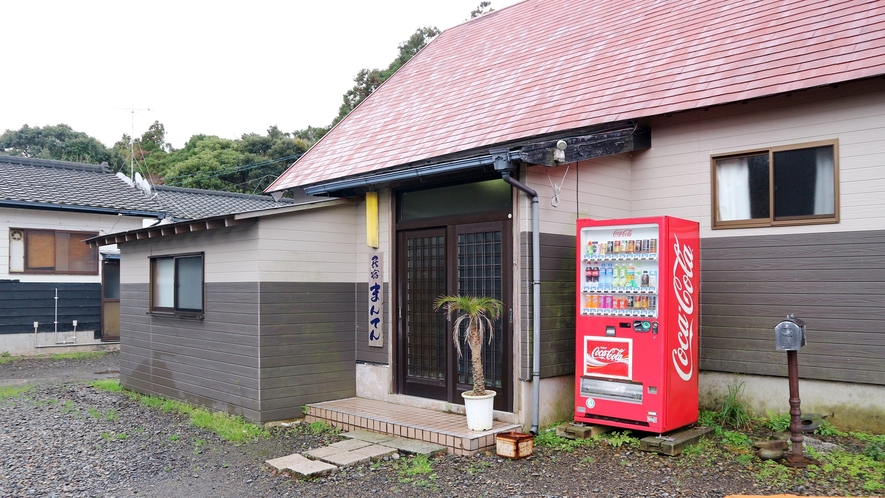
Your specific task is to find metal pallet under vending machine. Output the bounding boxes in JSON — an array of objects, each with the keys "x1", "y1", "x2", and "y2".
[{"x1": 574, "y1": 216, "x2": 700, "y2": 433}]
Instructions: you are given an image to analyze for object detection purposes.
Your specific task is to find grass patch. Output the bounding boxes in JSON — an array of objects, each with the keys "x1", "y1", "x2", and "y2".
[
  {"x1": 534, "y1": 425, "x2": 595, "y2": 452},
  {"x1": 128, "y1": 392, "x2": 267, "y2": 443},
  {"x1": 0, "y1": 385, "x2": 32, "y2": 400},
  {"x1": 91, "y1": 379, "x2": 123, "y2": 392}
]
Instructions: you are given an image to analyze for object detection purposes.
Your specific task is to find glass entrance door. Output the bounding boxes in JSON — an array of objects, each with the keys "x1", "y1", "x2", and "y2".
[{"x1": 397, "y1": 221, "x2": 512, "y2": 411}]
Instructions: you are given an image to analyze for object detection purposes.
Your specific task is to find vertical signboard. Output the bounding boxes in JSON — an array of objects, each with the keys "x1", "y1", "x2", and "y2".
[{"x1": 368, "y1": 252, "x2": 383, "y2": 348}]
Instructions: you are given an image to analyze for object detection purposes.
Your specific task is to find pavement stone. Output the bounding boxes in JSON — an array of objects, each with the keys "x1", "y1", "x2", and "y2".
[
  {"x1": 341, "y1": 430, "x2": 397, "y2": 444},
  {"x1": 328, "y1": 438, "x2": 374, "y2": 451},
  {"x1": 265, "y1": 454, "x2": 337, "y2": 478},
  {"x1": 382, "y1": 437, "x2": 447, "y2": 456}
]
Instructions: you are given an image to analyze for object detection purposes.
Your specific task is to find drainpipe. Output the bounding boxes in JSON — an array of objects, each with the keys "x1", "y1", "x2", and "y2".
[{"x1": 492, "y1": 149, "x2": 542, "y2": 434}]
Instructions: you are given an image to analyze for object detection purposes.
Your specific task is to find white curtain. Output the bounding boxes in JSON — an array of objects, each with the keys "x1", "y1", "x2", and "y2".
[
  {"x1": 717, "y1": 157, "x2": 751, "y2": 221},
  {"x1": 814, "y1": 147, "x2": 835, "y2": 215},
  {"x1": 153, "y1": 258, "x2": 174, "y2": 308}
]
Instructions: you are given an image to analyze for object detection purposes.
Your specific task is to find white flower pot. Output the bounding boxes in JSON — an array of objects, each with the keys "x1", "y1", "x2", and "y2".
[{"x1": 462, "y1": 390, "x2": 496, "y2": 431}]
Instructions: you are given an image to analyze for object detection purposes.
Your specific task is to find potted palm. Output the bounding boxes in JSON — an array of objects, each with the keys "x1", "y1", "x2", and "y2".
[{"x1": 434, "y1": 294, "x2": 503, "y2": 431}]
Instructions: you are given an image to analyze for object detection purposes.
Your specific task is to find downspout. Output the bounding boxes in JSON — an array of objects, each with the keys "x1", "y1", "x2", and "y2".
[{"x1": 492, "y1": 149, "x2": 542, "y2": 434}]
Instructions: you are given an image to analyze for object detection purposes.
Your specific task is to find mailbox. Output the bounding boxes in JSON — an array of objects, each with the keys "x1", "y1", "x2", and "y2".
[{"x1": 775, "y1": 314, "x2": 806, "y2": 351}]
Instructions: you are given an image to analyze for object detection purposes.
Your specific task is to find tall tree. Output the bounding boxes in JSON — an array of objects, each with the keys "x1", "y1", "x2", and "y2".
[
  {"x1": 330, "y1": 26, "x2": 441, "y2": 128},
  {"x1": 0, "y1": 124, "x2": 124, "y2": 170},
  {"x1": 470, "y1": 1, "x2": 494, "y2": 18}
]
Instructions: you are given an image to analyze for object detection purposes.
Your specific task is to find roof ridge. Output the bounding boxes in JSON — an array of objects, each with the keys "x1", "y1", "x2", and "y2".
[
  {"x1": 153, "y1": 184, "x2": 286, "y2": 201},
  {"x1": 0, "y1": 155, "x2": 109, "y2": 173}
]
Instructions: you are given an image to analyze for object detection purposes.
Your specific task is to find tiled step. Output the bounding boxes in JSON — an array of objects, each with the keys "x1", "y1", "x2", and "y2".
[{"x1": 305, "y1": 397, "x2": 522, "y2": 455}]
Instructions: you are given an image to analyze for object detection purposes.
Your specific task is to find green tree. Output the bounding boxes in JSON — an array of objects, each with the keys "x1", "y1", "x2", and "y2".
[
  {"x1": 330, "y1": 26, "x2": 441, "y2": 127},
  {"x1": 470, "y1": 1, "x2": 494, "y2": 18},
  {"x1": 0, "y1": 124, "x2": 124, "y2": 170}
]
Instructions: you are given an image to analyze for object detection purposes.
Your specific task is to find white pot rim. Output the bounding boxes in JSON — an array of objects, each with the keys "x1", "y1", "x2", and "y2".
[{"x1": 461, "y1": 390, "x2": 496, "y2": 400}]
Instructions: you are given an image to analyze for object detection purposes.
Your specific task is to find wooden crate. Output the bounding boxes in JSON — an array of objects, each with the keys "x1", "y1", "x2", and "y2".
[{"x1": 639, "y1": 426, "x2": 714, "y2": 456}]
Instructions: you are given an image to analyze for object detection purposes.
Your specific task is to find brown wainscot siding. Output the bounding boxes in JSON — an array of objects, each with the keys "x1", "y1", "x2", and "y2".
[
  {"x1": 700, "y1": 230, "x2": 885, "y2": 386},
  {"x1": 120, "y1": 282, "x2": 262, "y2": 421},
  {"x1": 520, "y1": 231, "x2": 577, "y2": 380},
  {"x1": 259, "y1": 281, "x2": 357, "y2": 422}
]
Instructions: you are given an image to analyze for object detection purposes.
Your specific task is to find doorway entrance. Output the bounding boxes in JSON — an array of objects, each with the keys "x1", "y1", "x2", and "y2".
[
  {"x1": 395, "y1": 179, "x2": 513, "y2": 411},
  {"x1": 101, "y1": 258, "x2": 120, "y2": 341}
]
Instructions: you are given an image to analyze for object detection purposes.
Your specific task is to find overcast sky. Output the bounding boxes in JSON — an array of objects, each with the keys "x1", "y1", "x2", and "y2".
[{"x1": 2, "y1": 0, "x2": 519, "y2": 150}]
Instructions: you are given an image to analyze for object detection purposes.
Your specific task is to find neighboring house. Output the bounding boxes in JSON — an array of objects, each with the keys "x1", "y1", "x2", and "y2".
[
  {"x1": 94, "y1": 0, "x2": 885, "y2": 432},
  {"x1": 0, "y1": 157, "x2": 161, "y2": 354},
  {"x1": 146, "y1": 184, "x2": 299, "y2": 222}
]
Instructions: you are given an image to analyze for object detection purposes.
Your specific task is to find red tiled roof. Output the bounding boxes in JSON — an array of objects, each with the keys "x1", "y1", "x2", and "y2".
[{"x1": 268, "y1": 0, "x2": 885, "y2": 191}]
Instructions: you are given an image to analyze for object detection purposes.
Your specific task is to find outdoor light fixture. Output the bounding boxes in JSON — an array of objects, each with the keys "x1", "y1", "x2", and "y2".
[{"x1": 554, "y1": 140, "x2": 568, "y2": 163}]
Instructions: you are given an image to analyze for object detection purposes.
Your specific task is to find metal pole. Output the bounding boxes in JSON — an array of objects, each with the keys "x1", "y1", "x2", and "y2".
[{"x1": 785, "y1": 350, "x2": 813, "y2": 468}]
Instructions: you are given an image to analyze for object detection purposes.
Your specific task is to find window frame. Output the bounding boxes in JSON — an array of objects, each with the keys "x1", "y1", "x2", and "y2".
[
  {"x1": 9, "y1": 228, "x2": 99, "y2": 275},
  {"x1": 711, "y1": 140, "x2": 840, "y2": 229},
  {"x1": 149, "y1": 253, "x2": 205, "y2": 317}
]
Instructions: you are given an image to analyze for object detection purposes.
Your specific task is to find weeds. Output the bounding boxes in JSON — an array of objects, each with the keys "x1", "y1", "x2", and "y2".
[
  {"x1": 534, "y1": 426, "x2": 594, "y2": 452},
  {"x1": 397, "y1": 454, "x2": 438, "y2": 491},
  {"x1": 763, "y1": 410, "x2": 791, "y2": 433},
  {"x1": 598, "y1": 431, "x2": 639, "y2": 448},
  {"x1": 814, "y1": 420, "x2": 846, "y2": 437},
  {"x1": 718, "y1": 378, "x2": 753, "y2": 430},
  {"x1": 0, "y1": 385, "x2": 31, "y2": 400}
]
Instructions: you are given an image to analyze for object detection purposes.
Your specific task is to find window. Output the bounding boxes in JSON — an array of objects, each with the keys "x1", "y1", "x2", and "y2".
[
  {"x1": 712, "y1": 141, "x2": 838, "y2": 228},
  {"x1": 8, "y1": 229, "x2": 99, "y2": 274},
  {"x1": 150, "y1": 254, "x2": 204, "y2": 315}
]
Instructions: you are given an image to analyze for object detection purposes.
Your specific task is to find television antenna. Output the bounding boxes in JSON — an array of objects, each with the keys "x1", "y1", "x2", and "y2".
[{"x1": 113, "y1": 107, "x2": 152, "y2": 180}]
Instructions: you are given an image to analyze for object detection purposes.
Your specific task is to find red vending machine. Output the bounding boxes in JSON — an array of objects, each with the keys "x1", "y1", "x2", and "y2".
[{"x1": 574, "y1": 216, "x2": 700, "y2": 433}]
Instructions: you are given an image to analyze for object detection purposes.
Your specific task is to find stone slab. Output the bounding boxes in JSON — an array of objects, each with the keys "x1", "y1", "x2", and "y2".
[
  {"x1": 556, "y1": 423, "x2": 611, "y2": 439},
  {"x1": 352, "y1": 444, "x2": 398, "y2": 460},
  {"x1": 381, "y1": 437, "x2": 446, "y2": 456},
  {"x1": 265, "y1": 454, "x2": 337, "y2": 478},
  {"x1": 328, "y1": 439, "x2": 374, "y2": 451},
  {"x1": 341, "y1": 430, "x2": 397, "y2": 444}
]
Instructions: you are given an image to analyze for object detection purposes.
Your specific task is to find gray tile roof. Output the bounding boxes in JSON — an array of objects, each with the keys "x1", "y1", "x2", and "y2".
[
  {"x1": 150, "y1": 185, "x2": 294, "y2": 221},
  {"x1": 0, "y1": 156, "x2": 162, "y2": 215}
]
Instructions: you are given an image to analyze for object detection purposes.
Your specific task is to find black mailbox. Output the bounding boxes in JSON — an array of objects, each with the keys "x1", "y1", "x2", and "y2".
[{"x1": 775, "y1": 314, "x2": 806, "y2": 351}]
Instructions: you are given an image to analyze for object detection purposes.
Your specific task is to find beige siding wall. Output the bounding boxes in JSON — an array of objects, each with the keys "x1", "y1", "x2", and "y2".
[
  {"x1": 633, "y1": 78, "x2": 885, "y2": 237},
  {"x1": 120, "y1": 222, "x2": 260, "y2": 284},
  {"x1": 257, "y1": 203, "x2": 361, "y2": 283}
]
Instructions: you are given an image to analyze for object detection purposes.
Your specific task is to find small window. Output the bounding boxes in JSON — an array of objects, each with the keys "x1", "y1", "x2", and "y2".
[
  {"x1": 8, "y1": 229, "x2": 99, "y2": 274},
  {"x1": 150, "y1": 254, "x2": 204, "y2": 315},
  {"x1": 712, "y1": 141, "x2": 838, "y2": 228}
]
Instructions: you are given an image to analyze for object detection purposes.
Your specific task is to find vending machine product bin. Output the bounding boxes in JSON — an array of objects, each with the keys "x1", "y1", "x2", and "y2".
[{"x1": 574, "y1": 216, "x2": 700, "y2": 433}]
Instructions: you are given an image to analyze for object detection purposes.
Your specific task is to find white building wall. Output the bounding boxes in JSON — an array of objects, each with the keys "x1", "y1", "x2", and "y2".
[{"x1": 2, "y1": 208, "x2": 148, "y2": 282}]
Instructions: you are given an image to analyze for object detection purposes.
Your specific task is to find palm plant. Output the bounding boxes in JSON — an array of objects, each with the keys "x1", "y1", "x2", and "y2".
[{"x1": 434, "y1": 295, "x2": 503, "y2": 396}]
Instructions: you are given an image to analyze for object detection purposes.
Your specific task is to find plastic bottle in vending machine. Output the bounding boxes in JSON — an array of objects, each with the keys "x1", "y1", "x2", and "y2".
[
  {"x1": 618, "y1": 264, "x2": 626, "y2": 287},
  {"x1": 649, "y1": 270, "x2": 657, "y2": 289},
  {"x1": 641, "y1": 271, "x2": 649, "y2": 287},
  {"x1": 626, "y1": 264, "x2": 635, "y2": 287}
]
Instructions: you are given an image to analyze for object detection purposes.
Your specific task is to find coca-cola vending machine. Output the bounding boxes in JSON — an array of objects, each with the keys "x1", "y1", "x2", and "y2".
[{"x1": 574, "y1": 216, "x2": 699, "y2": 433}]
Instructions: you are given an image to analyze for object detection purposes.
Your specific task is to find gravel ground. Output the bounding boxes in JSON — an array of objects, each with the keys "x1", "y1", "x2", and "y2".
[{"x1": 1, "y1": 352, "x2": 881, "y2": 497}]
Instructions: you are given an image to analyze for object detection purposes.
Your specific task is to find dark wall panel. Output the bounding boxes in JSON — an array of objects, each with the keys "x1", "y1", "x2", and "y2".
[
  {"x1": 0, "y1": 281, "x2": 100, "y2": 335},
  {"x1": 259, "y1": 281, "x2": 358, "y2": 422},
  {"x1": 520, "y1": 232, "x2": 576, "y2": 380},
  {"x1": 700, "y1": 229, "x2": 885, "y2": 386},
  {"x1": 119, "y1": 282, "x2": 262, "y2": 421}
]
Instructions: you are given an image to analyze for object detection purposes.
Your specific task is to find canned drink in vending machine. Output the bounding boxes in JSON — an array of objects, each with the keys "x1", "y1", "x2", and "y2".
[
  {"x1": 648, "y1": 296, "x2": 657, "y2": 311},
  {"x1": 604, "y1": 295, "x2": 612, "y2": 309},
  {"x1": 590, "y1": 294, "x2": 599, "y2": 309},
  {"x1": 650, "y1": 238, "x2": 657, "y2": 254}
]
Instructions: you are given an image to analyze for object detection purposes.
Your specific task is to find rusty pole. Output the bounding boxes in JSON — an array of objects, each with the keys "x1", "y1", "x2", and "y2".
[{"x1": 785, "y1": 349, "x2": 813, "y2": 468}]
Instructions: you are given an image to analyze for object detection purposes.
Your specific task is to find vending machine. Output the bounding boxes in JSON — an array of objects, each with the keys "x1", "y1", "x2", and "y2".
[{"x1": 574, "y1": 216, "x2": 700, "y2": 434}]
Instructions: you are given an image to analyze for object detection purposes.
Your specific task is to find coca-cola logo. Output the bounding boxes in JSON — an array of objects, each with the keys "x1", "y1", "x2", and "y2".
[
  {"x1": 591, "y1": 346, "x2": 626, "y2": 363},
  {"x1": 612, "y1": 229, "x2": 633, "y2": 237},
  {"x1": 671, "y1": 234, "x2": 695, "y2": 381}
]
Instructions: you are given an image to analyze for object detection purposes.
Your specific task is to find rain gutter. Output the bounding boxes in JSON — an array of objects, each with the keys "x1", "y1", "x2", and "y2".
[
  {"x1": 491, "y1": 149, "x2": 542, "y2": 435},
  {"x1": 302, "y1": 155, "x2": 497, "y2": 195}
]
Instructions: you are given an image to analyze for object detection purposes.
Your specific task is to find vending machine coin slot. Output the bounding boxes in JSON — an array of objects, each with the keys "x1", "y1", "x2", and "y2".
[
  {"x1": 652, "y1": 322, "x2": 658, "y2": 335},
  {"x1": 633, "y1": 320, "x2": 651, "y2": 333},
  {"x1": 605, "y1": 326, "x2": 616, "y2": 337}
]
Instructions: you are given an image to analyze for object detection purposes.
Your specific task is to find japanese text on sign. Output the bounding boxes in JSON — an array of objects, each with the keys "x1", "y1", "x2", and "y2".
[{"x1": 368, "y1": 253, "x2": 383, "y2": 348}]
